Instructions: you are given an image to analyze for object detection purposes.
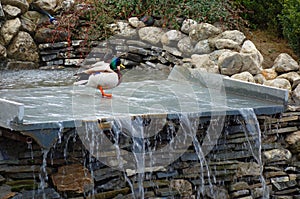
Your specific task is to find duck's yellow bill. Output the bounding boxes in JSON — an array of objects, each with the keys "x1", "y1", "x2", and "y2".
[{"x1": 120, "y1": 64, "x2": 126, "y2": 68}]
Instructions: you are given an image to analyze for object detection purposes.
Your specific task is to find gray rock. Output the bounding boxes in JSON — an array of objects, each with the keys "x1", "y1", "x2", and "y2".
[
  {"x1": 0, "y1": 18, "x2": 21, "y2": 46},
  {"x1": 285, "y1": 131, "x2": 300, "y2": 152},
  {"x1": 202, "y1": 185, "x2": 229, "y2": 199},
  {"x1": 193, "y1": 39, "x2": 212, "y2": 54},
  {"x1": 191, "y1": 54, "x2": 219, "y2": 73},
  {"x1": 231, "y1": 71, "x2": 255, "y2": 83},
  {"x1": 219, "y1": 30, "x2": 246, "y2": 45},
  {"x1": 254, "y1": 74, "x2": 266, "y2": 84},
  {"x1": 116, "y1": 21, "x2": 137, "y2": 38},
  {"x1": 181, "y1": 19, "x2": 197, "y2": 34},
  {"x1": 240, "y1": 52, "x2": 263, "y2": 75},
  {"x1": 263, "y1": 78, "x2": 292, "y2": 91},
  {"x1": 138, "y1": 27, "x2": 164, "y2": 45},
  {"x1": 161, "y1": 30, "x2": 183, "y2": 46},
  {"x1": 215, "y1": 38, "x2": 240, "y2": 50},
  {"x1": 273, "y1": 53, "x2": 299, "y2": 73},
  {"x1": 177, "y1": 36, "x2": 193, "y2": 56},
  {"x1": 1, "y1": 0, "x2": 29, "y2": 14},
  {"x1": 7, "y1": 31, "x2": 39, "y2": 62},
  {"x1": 3, "y1": 4, "x2": 21, "y2": 18},
  {"x1": 170, "y1": 179, "x2": 193, "y2": 197},
  {"x1": 218, "y1": 51, "x2": 243, "y2": 75},
  {"x1": 293, "y1": 84, "x2": 300, "y2": 105},
  {"x1": 277, "y1": 71, "x2": 300, "y2": 86},
  {"x1": 163, "y1": 45, "x2": 182, "y2": 57},
  {"x1": 189, "y1": 22, "x2": 221, "y2": 42}
]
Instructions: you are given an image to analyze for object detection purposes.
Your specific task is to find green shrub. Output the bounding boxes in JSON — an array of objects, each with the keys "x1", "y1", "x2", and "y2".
[{"x1": 279, "y1": 0, "x2": 300, "y2": 56}]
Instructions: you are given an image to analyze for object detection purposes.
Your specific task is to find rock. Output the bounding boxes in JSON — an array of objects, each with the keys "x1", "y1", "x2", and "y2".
[
  {"x1": 161, "y1": 30, "x2": 183, "y2": 46},
  {"x1": 7, "y1": 31, "x2": 39, "y2": 62},
  {"x1": 193, "y1": 39, "x2": 212, "y2": 54},
  {"x1": 218, "y1": 51, "x2": 242, "y2": 75},
  {"x1": 163, "y1": 45, "x2": 182, "y2": 57},
  {"x1": 6, "y1": 61, "x2": 38, "y2": 69},
  {"x1": 170, "y1": 179, "x2": 192, "y2": 196},
  {"x1": 0, "y1": 185, "x2": 16, "y2": 199},
  {"x1": 191, "y1": 54, "x2": 219, "y2": 73},
  {"x1": 240, "y1": 40, "x2": 263, "y2": 74},
  {"x1": 263, "y1": 149, "x2": 292, "y2": 162},
  {"x1": 1, "y1": 0, "x2": 29, "y2": 14},
  {"x1": 0, "y1": 2, "x2": 4, "y2": 18},
  {"x1": 0, "y1": 44, "x2": 7, "y2": 59},
  {"x1": 202, "y1": 185, "x2": 229, "y2": 199},
  {"x1": 189, "y1": 22, "x2": 221, "y2": 42},
  {"x1": 117, "y1": 21, "x2": 137, "y2": 38},
  {"x1": 215, "y1": 39, "x2": 240, "y2": 50},
  {"x1": 285, "y1": 131, "x2": 300, "y2": 152},
  {"x1": 277, "y1": 71, "x2": 300, "y2": 86},
  {"x1": 263, "y1": 78, "x2": 292, "y2": 91},
  {"x1": 181, "y1": 19, "x2": 197, "y2": 34},
  {"x1": 0, "y1": 18, "x2": 22, "y2": 46},
  {"x1": 273, "y1": 53, "x2": 299, "y2": 73},
  {"x1": 35, "y1": 27, "x2": 68, "y2": 43},
  {"x1": 230, "y1": 182, "x2": 249, "y2": 192},
  {"x1": 236, "y1": 162, "x2": 261, "y2": 177},
  {"x1": 20, "y1": 11, "x2": 42, "y2": 33},
  {"x1": 51, "y1": 164, "x2": 94, "y2": 194},
  {"x1": 138, "y1": 27, "x2": 164, "y2": 45},
  {"x1": 2, "y1": 5, "x2": 21, "y2": 18},
  {"x1": 178, "y1": 36, "x2": 193, "y2": 56},
  {"x1": 231, "y1": 71, "x2": 255, "y2": 83},
  {"x1": 128, "y1": 17, "x2": 145, "y2": 28},
  {"x1": 32, "y1": 0, "x2": 57, "y2": 14},
  {"x1": 219, "y1": 30, "x2": 246, "y2": 45},
  {"x1": 261, "y1": 68, "x2": 278, "y2": 80},
  {"x1": 292, "y1": 84, "x2": 300, "y2": 105},
  {"x1": 254, "y1": 74, "x2": 266, "y2": 84}
]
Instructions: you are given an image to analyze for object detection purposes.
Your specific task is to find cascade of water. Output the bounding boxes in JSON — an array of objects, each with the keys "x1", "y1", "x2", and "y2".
[
  {"x1": 239, "y1": 108, "x2": 270, "y2": 198},
  {"x1": 57, "y1": 122, "x2": 63, "y2": 144},
  {"x1": 39, "y1": 148, "x2": 50, "y2": 199}
]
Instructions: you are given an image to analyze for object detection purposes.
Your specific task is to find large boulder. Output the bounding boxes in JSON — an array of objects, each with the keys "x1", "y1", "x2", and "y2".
[
  {"x1": 219, "y1": 30, "x2": 246, "y2": 45},
  {"x1": 177, "y1": 36, "x2": 193, "y2": 56},
  {"x1": 218, "y1": 51, "x2": 243, "y2": 75},
  {"x1": 231, "y1": 71, "x2": 255, "y2": 83},
  {"x1": 193, "y1": 39, "x2": 212, "y2": 54},
  {"x1": 240, "y1": 40, "x2": 263, "y2": 74},
  {"x1": 273, "y1": 53, "x2": 299, "y2": 73},
  {"x1": 7, "y1": 31, "x2": 39, "y2": 62},
  {"x1": 263, "y1": 78, "x2": 292, "y2": 91},
  {"x1": 0, "y1": 18, "x2": 22, "y2": 46}
]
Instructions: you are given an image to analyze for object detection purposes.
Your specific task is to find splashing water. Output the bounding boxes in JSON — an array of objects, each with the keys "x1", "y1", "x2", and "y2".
[{"x1": 239, "y1": 108, "x2": 270, "y2": 198}]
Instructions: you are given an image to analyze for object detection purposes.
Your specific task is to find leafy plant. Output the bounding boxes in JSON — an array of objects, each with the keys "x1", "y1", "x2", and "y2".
[{"x1": 279, "y1": 0, "x2": 300, "y2": 56}]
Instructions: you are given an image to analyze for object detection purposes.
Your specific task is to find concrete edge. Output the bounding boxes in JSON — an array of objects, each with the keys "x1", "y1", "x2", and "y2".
[{"x1": 0, "y1": 98, "x2": 24, "y2": 129}]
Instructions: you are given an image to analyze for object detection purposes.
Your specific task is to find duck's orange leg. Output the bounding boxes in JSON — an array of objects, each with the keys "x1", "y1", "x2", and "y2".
[{"x1": 98, "y1": 86, "x2": 112, "y2": 98}]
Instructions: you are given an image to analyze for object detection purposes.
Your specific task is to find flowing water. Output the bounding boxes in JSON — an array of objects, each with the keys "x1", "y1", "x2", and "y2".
[{"x1": 0, "y1": 68, "x2": 274, "y2": 198}]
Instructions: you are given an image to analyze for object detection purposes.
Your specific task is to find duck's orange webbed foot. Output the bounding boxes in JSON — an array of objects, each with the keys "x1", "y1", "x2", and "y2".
[{"x1": 98, "y1": 86, "x2": 112, "y2": 98}]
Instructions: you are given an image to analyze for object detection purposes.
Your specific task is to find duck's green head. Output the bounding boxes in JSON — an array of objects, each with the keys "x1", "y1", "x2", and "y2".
[{"x1": 110, "y1": 57, "x2": 125, "y2": 71}]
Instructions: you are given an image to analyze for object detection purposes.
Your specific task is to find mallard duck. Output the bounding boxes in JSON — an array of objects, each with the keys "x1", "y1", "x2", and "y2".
[{"x1": 74, "y1": 57, "x2": 125, "y2": 98}]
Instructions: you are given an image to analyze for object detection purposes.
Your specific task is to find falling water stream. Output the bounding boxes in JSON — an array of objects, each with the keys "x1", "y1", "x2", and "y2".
[{"x1": 0, "y1": 67, "x2": 281, "y2": 198}]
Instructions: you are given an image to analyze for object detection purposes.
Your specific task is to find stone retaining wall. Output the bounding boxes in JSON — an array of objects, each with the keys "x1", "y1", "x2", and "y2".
[{"x1": 0, "y1": 111, "x2": 299, "y2": 199}]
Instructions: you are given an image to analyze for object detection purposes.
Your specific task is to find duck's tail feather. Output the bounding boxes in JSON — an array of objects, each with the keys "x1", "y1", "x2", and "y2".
[{"x1": 74, "y1": 73, "x2": 89, "y2": 85}]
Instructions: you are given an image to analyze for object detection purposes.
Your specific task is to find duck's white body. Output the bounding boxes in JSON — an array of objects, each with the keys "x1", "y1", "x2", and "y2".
[{"x1": 74, "y1": 61, "x2": 121, "y2": 90}]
